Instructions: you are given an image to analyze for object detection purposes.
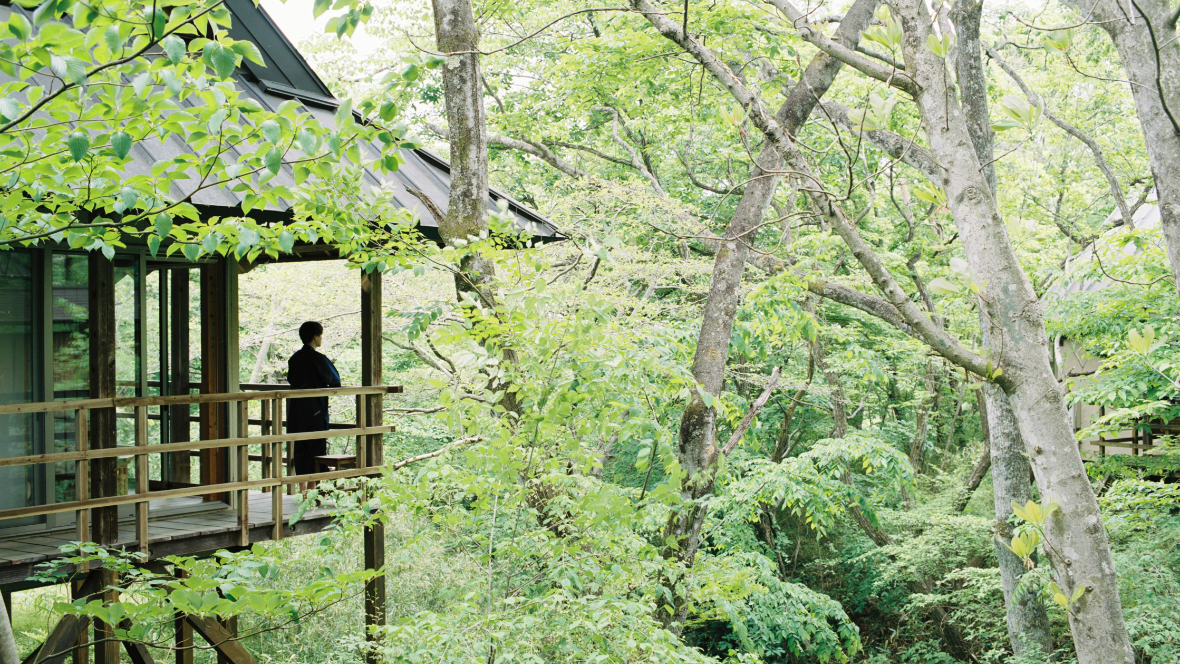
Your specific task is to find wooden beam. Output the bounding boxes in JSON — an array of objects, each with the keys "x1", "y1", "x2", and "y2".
[
  {"x1": 23, "y1": 614, "x2": 89, "y2": 664},
  {"x1": 119, "y1": 621, "x2": 156, "y2": 664},
  {"x1": 169, "y1": 268, "x2": 192, "y2": 484},
  {"x1": 215, "y1": 616, "x2": 238, "y2": 664},
  {"x1": 360, "y1": 269, "x2": 385, "y2": 664},
  {"x1": 88, "y1": 252, "x2": 118, "y2": 546},
  {"x1": 185, "y1": 615, "x2": 256, "y2": 664},
  {"x1": 200, "y1": 259, "x2": 229, "y2": 501}
]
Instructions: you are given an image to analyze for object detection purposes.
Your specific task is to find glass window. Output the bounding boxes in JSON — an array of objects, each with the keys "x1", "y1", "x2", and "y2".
[{"x1": 0, "y1": 251, "x2": 43, "y2": 526}]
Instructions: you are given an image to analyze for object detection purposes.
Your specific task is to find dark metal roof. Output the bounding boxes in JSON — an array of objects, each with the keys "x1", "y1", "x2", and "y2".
[{"x1": 0, "y1": 2, "x2": 560, "y2": 249}]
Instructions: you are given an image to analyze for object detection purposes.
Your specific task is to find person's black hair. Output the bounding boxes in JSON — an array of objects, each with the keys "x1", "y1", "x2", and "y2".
[{"x1": 299, "y1": 321, "x2": 324, "y2": 345}]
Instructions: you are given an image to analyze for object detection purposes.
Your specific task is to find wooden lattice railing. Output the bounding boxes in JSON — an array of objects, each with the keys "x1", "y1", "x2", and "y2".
[{"x1": 0, "y1": 385, "x2": 401, "y2": 552}]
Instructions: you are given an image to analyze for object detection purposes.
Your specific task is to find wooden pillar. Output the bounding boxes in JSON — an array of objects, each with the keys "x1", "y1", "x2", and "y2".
[
  {"x1": 175, "y1": 569, "x2": 193, "y2": 664},
  {"x1": 360, "y1": 270, "x2": 385, "y2": 664},
  {"x1": 169, "y1": 268, "x2": 192, "y2": 485},
  {"x1": 88, "y1": 252, "x2": 118, "y2": 545},
  {"x1": 200, "y1": 259, "x2": 228, "y2": 501},
  {"x1": 71, "y1": 579, "x2": 90, "y2": 664}
]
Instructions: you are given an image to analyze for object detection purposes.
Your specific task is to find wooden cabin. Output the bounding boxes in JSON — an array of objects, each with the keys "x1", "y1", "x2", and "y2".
[
  {"x1": 0, "y1": 1, "x2": 558, "y2": 661},
  {"x1": 1055, "y1": 202, "x2": 1176, "y2": 459}
]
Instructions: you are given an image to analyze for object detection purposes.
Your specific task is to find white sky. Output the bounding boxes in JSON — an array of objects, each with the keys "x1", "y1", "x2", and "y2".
[{"x1": 259, "y1": 0, "x2": 382, "y2": 54}]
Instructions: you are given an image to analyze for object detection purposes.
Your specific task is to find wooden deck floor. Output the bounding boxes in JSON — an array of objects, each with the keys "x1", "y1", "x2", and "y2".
[{"x1": 0, "y1": 492, "x2": 336, "y2": 589}]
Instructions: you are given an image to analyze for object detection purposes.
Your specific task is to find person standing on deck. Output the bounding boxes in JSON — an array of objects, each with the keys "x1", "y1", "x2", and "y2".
[{"x1": 287, "y1": 321, "x2": 341, "y2": 492}]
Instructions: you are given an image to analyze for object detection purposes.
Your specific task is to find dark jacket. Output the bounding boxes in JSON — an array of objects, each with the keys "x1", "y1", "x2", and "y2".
[{"x1": 286, "y1": 345, "x2": 342, "y2": 432}]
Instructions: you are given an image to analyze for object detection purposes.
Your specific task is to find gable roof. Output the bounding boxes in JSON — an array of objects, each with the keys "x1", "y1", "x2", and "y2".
[{"x1": 1, "y1": 1, "x2": 559, "y2": 252}]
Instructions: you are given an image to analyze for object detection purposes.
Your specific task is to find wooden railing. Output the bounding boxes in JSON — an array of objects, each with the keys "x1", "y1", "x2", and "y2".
[
  {"x1": 0, "y1": 385, "x2": 401, "y2": 552},
  {"x1": 1082, "y1": 418, "x2": 1179, "y2": 456}
]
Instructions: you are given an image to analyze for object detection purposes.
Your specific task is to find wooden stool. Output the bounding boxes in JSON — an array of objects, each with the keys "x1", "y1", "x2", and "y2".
[{"x1": 314, "y1": 454, "x2": 357, "y2": 474}]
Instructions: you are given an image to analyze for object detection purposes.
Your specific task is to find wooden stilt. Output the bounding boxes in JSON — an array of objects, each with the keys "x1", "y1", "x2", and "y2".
[
  {"x1": 168, "y1": 268, "x2": 191, "y2": 485},
  {"x1": 200, "y1": 260, "x2": 229, "y2": 501},
  {"x1": 175, "y1": 569, "x2": 193, "y2": 664},
  {"x1": 88, "y1": 252, "x2": 118, "y2": 547},
  {"x1": 360, "y1": 269, "x2": 385, "y2": 664},
  {"x1": 92, "y1": 568, "x2": 119, "y2": 664},
  {"x1": 71, "y1": 579, "x2": 89, "y2": 664}
]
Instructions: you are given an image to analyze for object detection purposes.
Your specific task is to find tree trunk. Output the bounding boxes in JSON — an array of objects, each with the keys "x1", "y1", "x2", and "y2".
[
  {"x1": 909, "y1": 358, "x2": 940, "y2": 473},
  {"x1": 431, "y1": 0, "x2": 497, "y2": 302},
  {"x1": 631, "y1": 0, "x2": 1132, "y2": 657},
  {"x1": 890, "y1": 0, "x2": 1133, "y2": 658},
  {"x1": 653, "y1": 0, "x2": 880, "y2": 632},
  {"x1": 949, "y1": 4, "x2": 1058, "y2": 654},
  {"x1": 431, "y1": 0, "x2": 522, "y2": 416},
  {"x1": 987, "y1": 384, "x2": 1056, "y2": 660},
  {"x1": 1058, "y1": 0, "x2": 1180, "y2": 295}
]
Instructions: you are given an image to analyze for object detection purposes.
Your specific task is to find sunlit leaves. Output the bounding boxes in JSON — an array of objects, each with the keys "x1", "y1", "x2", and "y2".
[
  {"x1": 846, "y1": 93, "x2": 897, "y2": 132},
  {"x1": 992, "y1": 95, "x2": 1043, "y2": 132},
  {"x1": 1127, "y1": 325, "x2": 1156, "y2": 355}
]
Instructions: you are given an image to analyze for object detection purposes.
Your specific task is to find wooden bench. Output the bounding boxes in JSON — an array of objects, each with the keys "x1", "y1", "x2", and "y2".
[{"x1": 314, "y1": 454, "x2": 357, "y2": 473}]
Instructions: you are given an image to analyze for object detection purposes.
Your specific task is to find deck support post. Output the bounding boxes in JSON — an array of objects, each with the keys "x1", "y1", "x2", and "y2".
[
  {"x1": 71, "y1": 579, "x2": 89, "y2": 664},
  {"x1": 360, "y1": 269, "x2": 385, "y2": 664},
  {"x1": 200, "y1": 259, "x2": 230, "y2": 501},
  {"x1": 91, "y1": 568, "x2": 120, "y2": 664},
  {"x1": 88, "y1": 252, "x2": 117, "y2": 545},
  {"x1": 168, "y1": 268, "x2": 191, "y2": 485},
  {"x1": 175, "y1": 569, "x2": 193, "y2": 664}
]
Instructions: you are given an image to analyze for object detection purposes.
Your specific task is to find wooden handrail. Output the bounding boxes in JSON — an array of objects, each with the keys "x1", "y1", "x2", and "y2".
[
  {"x1": 0, "y1": 426, "x2": 394, "y2": 469},
  {"x1": 0, "y1": 385, "x2": 403, "y2": 416}
]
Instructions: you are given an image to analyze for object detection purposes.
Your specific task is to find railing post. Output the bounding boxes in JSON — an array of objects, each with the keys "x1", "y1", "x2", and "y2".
[
  {"x1": 261, "y1": 399, "x2": 272, "y2": 493},
  {"x1": 356, "y1": 395, "x2": 367, "y2": 469},
  {"x1": 361, "y1": 269, "x2": 385, "y2": 664},
  {"x1": 237, "y1": 401, "x2": 250, "y2": 547},
  {"x1": 75, "y1": 409, "x2": 90, "y2": 549},
  {"x1": 135, "y1": 405, "x2": 149, "y2": 555},
  {"x1": 272, "y1": 398, "x2": 284, "y2": 541}
]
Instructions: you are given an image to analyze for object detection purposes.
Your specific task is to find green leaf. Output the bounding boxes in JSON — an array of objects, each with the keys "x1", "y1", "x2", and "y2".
[
  {"x1": 205, "y1": 42, "x2": 237, "y2": 80},
  {"x1": 161, "y1": 35, "x2": 186, "y2": 64},
  {"x1": 147, "y1": 235, "x2": 160, "y2": 256},
  {"x1": 229, "y1": 40, "x2": 265, "y2": 66},
  {"x1": 313, "y1": 0, "x2": 331, "y2": 18},
  {"x1": 928, "y1": 277, "x2": 960, "y2": 295},
  {"x1": 132, "y1": 72, "x2": 151, "y2": 97},
  {"x1": 202, "y1": 232, "x2": 220, "y2": 254},
  {"x1": 8, "y1": 13, "x2": 33, "y2": 40},
  {"x1": 278, "y1": 230, "x2": 295, "y2": 253},
  {"x1": 118, "y1": 186, "x2": 137, "y2": 210},
  {"x1": 154, "y1": 213, "x2": 173, "y2": 238},
  {"x1": 110, "y1": 131, "x2": 132, "y2": 159},
  {"x1": 182, "y1": 243, "x2": 200, "y2": 261},
  {"x1": 297, "y1": 128, "x2": 317, "y2": 154},
  {"x1": 260, "y1": 119, "x2": 280, "y2": 144},
  {"x1": 67, "y1": 131, "x2": 90, "y2": 161},
  {"x1": 263, "y1": 148, "x2": 282, "y2": 175},
  {"x1": 0, "y1": 97, "x2": 18, "y2": 122},
  {"x1": 50, "y1": 55, "x2": 87, "y2": 85}
]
